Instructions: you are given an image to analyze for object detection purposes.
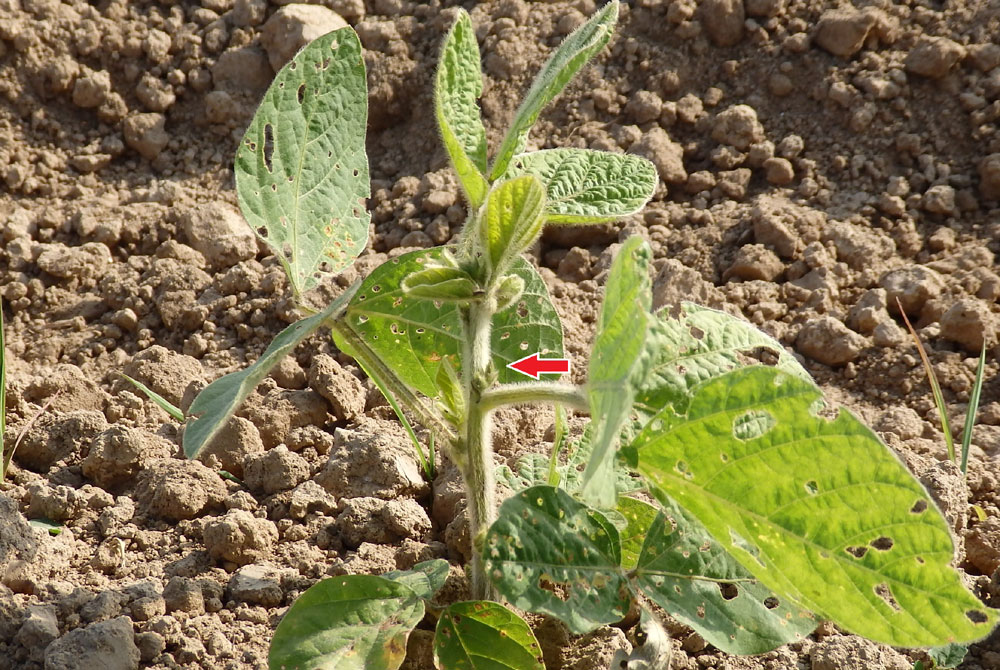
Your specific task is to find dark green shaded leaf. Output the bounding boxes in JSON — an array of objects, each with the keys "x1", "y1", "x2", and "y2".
[
  {"x1": 434, "y1": 601, "x2": 545, "y2": 670},
  {"x1": 634, "y1": 498, "x2": 815, "y2": 654},
  {"x1": 485, "y1": 485, "x2": 629, "y2": 634},
  {"x1": 269, "y1": 575, "x2": 422, "y2": 670}
]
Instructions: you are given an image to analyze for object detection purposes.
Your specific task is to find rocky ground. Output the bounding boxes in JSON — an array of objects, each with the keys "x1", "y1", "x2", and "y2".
[{"x1": 2, "y1": 0, "x2": 1000, "y2": 668}]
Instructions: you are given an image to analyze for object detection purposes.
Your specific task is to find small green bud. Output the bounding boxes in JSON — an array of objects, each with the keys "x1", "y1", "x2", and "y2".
[{"x1": 493, "y1": 274, "x2": 526, "y2": 313}]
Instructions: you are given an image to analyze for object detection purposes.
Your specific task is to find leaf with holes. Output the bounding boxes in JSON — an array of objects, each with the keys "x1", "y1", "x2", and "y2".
[
  {"x1": 343, "y1": 249, "x2": 562, "y2": 398},
  {"x1": 581, "y1": 236, "x2": 653, "y2": 508},
  {"x1": 634, "y1": 497, "x2": 815, "y2": 655},
  {"x1": 489, "y1": 1, "x2": 618, "y2": 180},
  {"x1": 505, "y1": 149, "x2": 657, "y2": 224},
  {"x1": 383, "y1": 559, "x2": 450, "y2": 602},
  {"x1": 434, "y1": 601, "x2": 545, "y2": 670},
  {"x1": 436, "y1": 9, "x2": 489, "y2": 207},
  {"x1": 184, "y1": 284, "x2": 357, "y2": 458},
  {"x1": 484, "y1": 485, "x2": 630, "y2": 634},
  {"x1": 633, "y1": 302, "x2": 811, "y2": 420},
  {"x1": 236, "y1": 28, "x2": 370, "y2": 297},
  {"x1": 627, "y1": 365, "x2": 998, "y2": 647},
  {"x1": 617, "y1": 496, "x2": 659, "y2": 571},
  {"x1": 268, "y1": 575, "x2": 423, "y2": 670}
]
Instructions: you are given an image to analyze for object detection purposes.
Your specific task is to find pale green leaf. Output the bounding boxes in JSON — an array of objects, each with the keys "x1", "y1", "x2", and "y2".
[
  {"x1": 489, "y1": 1, "x2": 618, "y2": 180},
  {"x1": 269, "y1": 575, "x2": 422, "y2": 670},
  {"x1": 236, "y1": 28, "x2": 370, "y2": 296},
  {"x1": 184, "y1": 285, "x2": 357, "y2": 458},
  {"x1": 505, "y1": 149, "x2": 657, "y2": 224},
  {"x1": 581, "y1": 236, "x2": 652, "y2": 508},
  {"x1": 482, "y1": 176, "x2": 546, "y2": 278},
  {"x1": 485, "y1": 485, "x2": 630, "y2": 635},
  {"x1": 434, "y1": 601, "x2": 545, "y2": 670},
  {"x1": 402, "y1": 266, "x2": 478, "y2": 302},
  {"x1": 436, "y1": 9, "x2": 489, "y2": 207},
  {"x1": 634, "y1": 302, "x2": 811, "y2": 419},
  {"x1": 629, "y1": 366, "x2": 998, "y2": 647},
  {"x1": 343, "y1": 249, "x2": 562, "y2": 398},
  {"x1": 120, "y1": 374, "x2": 185, "y2": 422},
  {"x1": 634, "y1": 498, "x2": 816, "y2": 655},
  {"x1": 617, "y1": 496, "x2": 659, "y2": 571},
  {"x1": 383, "y1": 559, "x2": 450, "y2": 602}
]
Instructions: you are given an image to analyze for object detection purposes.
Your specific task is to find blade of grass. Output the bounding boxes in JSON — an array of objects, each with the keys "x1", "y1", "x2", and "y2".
[
  {"x1": 960, "y1": 342, "x2": 987, "y2": 474},
  {"x1": 897, "y1": 299, "x2": 954, "y2": 464},
  {"x1": 358, "y1": 358, "x2": 435, "y2": 482},
  {"x1": 120, "y1": 373, "x2": 185, "y2": 422},
  {"x1": 6, "y1": 392, "x2": 61, "y2": 480}
]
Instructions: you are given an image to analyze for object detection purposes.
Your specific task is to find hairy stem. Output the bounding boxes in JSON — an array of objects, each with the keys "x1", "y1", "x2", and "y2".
[
  {"x1": 460, "y1": 300, "x2": 498, "y2": 600},
  {"x1": 479, "y1": 382, "x2": 589, "y2": 414}
]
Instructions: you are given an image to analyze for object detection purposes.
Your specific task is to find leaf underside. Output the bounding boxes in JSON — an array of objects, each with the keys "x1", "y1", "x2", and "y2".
[
  {"x1": 630, "y1": 365, "x2": 998, "y2": 647},
  {"x1": 382, "y1": 559, "x2": 450, "y2": 602},
  {"x1": 434, "y1": 601, "x2": 545, "y2": 670},
  {"x1": 505, "y1": 148, "x2": 657, "y2": 224},
  {"x1": 635, "y1": 497, "x2": 816, "y2": 655},
  {"x1": 485, "y1": 486, "x2": 630, "y2": 635},
  {"x1": 581, "y1": 235, "x2": 652, "y2": 508},
  {"x1": 436, "y1": 9, "x2": 489, "y2": 207},
  {"x1": 343, "y1": 248, "x2": 563, "y2": 398},
  {"x1": 236, "y1": 28, "x2": 370, "y2": 296},
  {"x1": 268, "y1": 575, "x2": 423, "y2": 670},
  {"x1": 489, "y1": 1, "x2": 618, "y2": 180}
]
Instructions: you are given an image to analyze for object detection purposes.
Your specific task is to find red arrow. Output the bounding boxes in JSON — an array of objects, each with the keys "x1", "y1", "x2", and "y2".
[{"x1": 507, "y1": 353, "x2": 571, "y2": 380}]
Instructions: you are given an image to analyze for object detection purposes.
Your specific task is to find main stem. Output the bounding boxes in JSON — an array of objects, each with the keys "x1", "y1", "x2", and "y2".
[{"x1": 461, "y1": 300, "x2": 498, "y2": 601}]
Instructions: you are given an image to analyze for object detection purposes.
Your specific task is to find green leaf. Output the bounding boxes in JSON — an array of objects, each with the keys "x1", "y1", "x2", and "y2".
[
  {"x1": 960, "y1": 342, "x2": 986, "y2": 473},
  {"x1": 634, "y1": 498, "x2": 816, "y2": 655},
  {"x1": 617, "y1": 496, "x2": 659, "y2": 570},
  {"x1": 581, "y1": 236, "x2": 652, "y2": 508},
  {"x1": 402, "y1": 266, "x2": 478, "y2": 302},
  {"x1": 436, "y1": 9, "x2": 489, "y2": 207},
  {"x1": 505, "y1": 149, "x2": 657, "y2": 224},
  {"x1": 435, "y1": 358, "x2": 465, "y2": 423},
  {"x1": 929, "y1": 643, "x2": 968, "y2": 668},
  {"x1": 434, "y1": 601, "x2": 545, "y2": 670},
  {"x1": 344, "y1": 249, "x2": 562, "y2": 398},
  {"x1": 494, "y1": 273, "x2": 526, "y2": 313},
  {"x1": 482, "y1": 176, "x2": 546, "y2": 279},
  {"x1": 29, "y1": 518, "x2": 63, "y2": 536},
  {"x1": 236, "y1": 28, "x2": 370, "y2": 297},
  {"x1": 383, "y1": 559, "x2": 450, "y2": 602},
  {"x1": 496, "y1": 453, "x2": 550, "y2": 492},
  {"x1": 629, "y1": 366, "x2": 998, "y2": 647},
  {"x1": 184, "y1": 285, "x2": 358, "y2": 458},
  {"x1": 484, "y1": 485, "x2": 630, "y2": 634},
  {"x1": 489, "y1": 1, "x2": 618, "y2": 180},
  {"x1": 120, "y1": 374, "x2": 185, "y2": 422},
  {"x1": 269, "y1": 575, "x2": 423, "y2": 670},
  {"x1": 634, "y1": 302, "x2": 811, "y2": 419}
]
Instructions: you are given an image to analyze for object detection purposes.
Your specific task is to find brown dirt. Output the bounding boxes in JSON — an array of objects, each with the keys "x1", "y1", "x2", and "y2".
[{"x1": 2, "y1": 0, "x2": 1000, "y2": 668}]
